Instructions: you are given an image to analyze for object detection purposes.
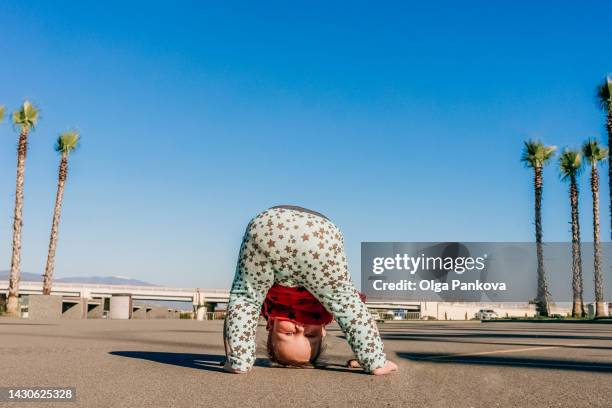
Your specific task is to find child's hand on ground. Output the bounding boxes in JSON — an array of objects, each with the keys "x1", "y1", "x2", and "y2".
[
  {"x1": 371, "y1": 360, "x2": 398, "y2": 376},
  {"x1": 346, "y1": 359, "x2": 361, "y2": 368}
]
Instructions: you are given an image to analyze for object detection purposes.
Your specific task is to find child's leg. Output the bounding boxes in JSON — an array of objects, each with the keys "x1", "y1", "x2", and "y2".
[{"x1": 224, "y1": 219, "x2": 275, "y2": 372}]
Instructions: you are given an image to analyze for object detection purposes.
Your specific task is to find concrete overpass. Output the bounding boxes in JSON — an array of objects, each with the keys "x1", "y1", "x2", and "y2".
[
  {"x1": 0, "y1": 280, "x2": 426, "y2": 320},
  {"x1": 0, "y1": 280, "x2": 230, "y2": 320}
]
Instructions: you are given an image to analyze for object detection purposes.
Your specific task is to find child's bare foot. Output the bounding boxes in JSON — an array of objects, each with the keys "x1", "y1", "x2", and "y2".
[
  {"x1": 346, "y1": 359, "x2": 361, "y2": 368},
  {"x1": 371, "y1": 360, "x2": 398, "y2": 376}
]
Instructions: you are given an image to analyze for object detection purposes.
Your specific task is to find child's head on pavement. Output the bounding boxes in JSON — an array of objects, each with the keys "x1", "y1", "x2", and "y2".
[{"x1": 266, "y1": 318, "x2": 326, "y2": 367}]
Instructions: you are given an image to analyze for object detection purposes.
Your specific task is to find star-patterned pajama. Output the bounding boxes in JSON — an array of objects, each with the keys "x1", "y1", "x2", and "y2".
[{"x1": 224, "y1": 206, "x2": 387, "y2": 373}]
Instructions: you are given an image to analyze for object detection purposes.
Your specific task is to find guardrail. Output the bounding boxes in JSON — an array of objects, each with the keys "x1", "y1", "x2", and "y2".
[
  {"x1": 205, "y1": 311, "x2": 227, "y2": 320},
  {"x1": 376, "y1": 312, "x2": 421, "y2": 321},
  {"x1": 0, "y1": 280, "x2": 227, "y2": 292}
]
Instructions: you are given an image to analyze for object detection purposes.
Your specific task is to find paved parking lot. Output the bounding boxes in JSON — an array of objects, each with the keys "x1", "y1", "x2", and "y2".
[{"x1": 1, "y1": 318, "x2": 610, "y2": 407}]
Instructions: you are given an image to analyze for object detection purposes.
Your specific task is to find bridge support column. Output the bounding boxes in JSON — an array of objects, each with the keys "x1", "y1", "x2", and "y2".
[
  {"x1": 195, "y1": 302, "x2": 219, "y2": 320},
  {"x1": 193, "y1": 289, "x2": 209, "y2": 321},
  {"x1": 110, "y1": 294, "x2": 132, "y2": 319},
  {"x1": 195, "y1": 305, "x2": 206, "y2": 321},
  {"x1": 208, "y1": 302, "x2": 217, "y2": 311}
]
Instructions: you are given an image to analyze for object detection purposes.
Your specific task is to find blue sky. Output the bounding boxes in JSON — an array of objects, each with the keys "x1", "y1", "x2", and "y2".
[{"x1": 0, "y1": 1, "x2": 610, "y2": 288}]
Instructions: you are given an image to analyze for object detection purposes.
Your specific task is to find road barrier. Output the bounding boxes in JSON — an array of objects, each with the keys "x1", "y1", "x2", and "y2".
[{"x1": 205, "y1": 311, "x2": 227, "y2": 320}]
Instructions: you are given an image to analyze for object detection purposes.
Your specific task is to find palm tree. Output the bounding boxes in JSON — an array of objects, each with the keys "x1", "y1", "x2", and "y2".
[
  {"x1": 597, "y1": 76, "x2": 612, "y2": 239},
  {"x1": 42, "y1": 131, "x2": 80, "y2": 295},
  {"x1": 583, "y1": 139, "x2": 608, "y2": 317},
  {"x1": 0, "y1": 106, "x2": 4, "y2": 312},
  {"x1": 5, "y1": 101, "x2": 39, "y2": 317},
  {"x1": 521, "y1": 140, "x2": 556, "y2": 317},
  {"x1": 559, "y1": 149, "x2": 585, "y2": 317}
]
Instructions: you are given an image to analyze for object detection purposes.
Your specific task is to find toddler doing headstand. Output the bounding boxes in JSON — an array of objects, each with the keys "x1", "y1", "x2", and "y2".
[{"x1": 223, "y1": 206, "x2": 397, "y2": 375}]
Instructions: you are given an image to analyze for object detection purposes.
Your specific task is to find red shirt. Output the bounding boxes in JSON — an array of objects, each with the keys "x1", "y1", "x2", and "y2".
[
  {"x1": 261, "y1": 283, "x2": 366, "y2": 326},
  {"x1": 261, "y1": 284, "x2": 334, "y2": 326}
]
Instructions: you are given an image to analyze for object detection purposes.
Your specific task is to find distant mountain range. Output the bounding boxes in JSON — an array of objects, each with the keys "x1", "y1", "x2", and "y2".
[{"x1": 0, "y1": 271, "x2": 156, "y2": 286}]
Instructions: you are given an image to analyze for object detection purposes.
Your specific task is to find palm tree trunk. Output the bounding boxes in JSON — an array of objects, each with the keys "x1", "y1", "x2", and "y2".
[
  {"x1": 570, "y1": 175, "x2": 584, "y2": 318},
  {"x1": 6, "y1": 130, "x2": 29, "y2": 316},
  {"x1": 608, "y1": 110, "x2": 612, "y2": 241},
  {"x1": 534, "y1": 166, "x2": 549, "y2": 316},
  {"x1": 591, "y1": 164, "x2": 606, "y2": 317},
  {"x1": 42, "y1": 152, "x2": 68, "y2": 295}
]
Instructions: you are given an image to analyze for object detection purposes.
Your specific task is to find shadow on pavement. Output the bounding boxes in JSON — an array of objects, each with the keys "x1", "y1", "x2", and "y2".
[
  {"x1": 380, "y1": 332, "x2": 612, "y2": 341},
  {"x1": 379, "y1": 325, "x2": 612, "y2": 334},
  {"x1": 110, "y1": 351, "x2": 366, "y2": 375},
  {"x1": 110, "y1": 351, "x2": 269, "y2": 373},
  {"x1": 160, "y1": 330, "x2": 224, "y2": 334},
  {"x1": 397, "y1": 352, "x2": 612, "y2": 373},
  {"x1": 379, "y1": 334, "x2": 612, "y2": 351}
]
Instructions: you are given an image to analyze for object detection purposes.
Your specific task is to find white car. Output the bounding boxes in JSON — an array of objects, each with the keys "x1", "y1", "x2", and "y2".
[{"x1": 476, "y1": 309, "x2": 498, "y2": 320}]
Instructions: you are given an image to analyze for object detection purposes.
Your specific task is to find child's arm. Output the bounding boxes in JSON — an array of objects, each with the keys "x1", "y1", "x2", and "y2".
[
  {"x1": 312, "y1": 279, "x2": 388, "y2": 372},
  {"x1": 223, "y1": 225, "x2": 274, "y2": 373},
  {"x1": 299, "y1": 226, "x2": 390, "y2": 373}
]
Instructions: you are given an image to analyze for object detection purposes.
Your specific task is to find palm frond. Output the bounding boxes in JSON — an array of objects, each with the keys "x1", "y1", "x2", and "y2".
[
  {"x1": 55, "y1": 130, "x2": 80, "y2": 154},
  {"x1": 521, "y1": 139, "x2": 557, "y2": 168},
  {"x1": 12, "y1": 101, "x2": 39, "y2": 131},
  {"x1": 582, "y1": 138, "x2": 608, "y2": 165},
  {"x1": 559, "y1": 148, "x2": 583, "y2": 180},
  {"x1": 596, "y1": 76, "x2": 612, "y2": 112}
]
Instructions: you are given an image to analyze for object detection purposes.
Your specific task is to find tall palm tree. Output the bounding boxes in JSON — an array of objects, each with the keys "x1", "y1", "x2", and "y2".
[
  {"x1": 5, "y1": 101, "x2": 39, "y2": 317},
  {"x1": 0, "y1": 106, "x2": 3, "y2": 313},
  {"x1": 521, "y1": 140, "x2": 556, "y2": 317},
  {"x1": 559, "y1": 149, "x2": 585, "y2": 317},
  {"x1": 583, "y1": 139, "x2": 608, "y2": 317},
  {"x1": 42, "y1": 131, "x2": 80, "y2": 295},
  {"x1": 597, "y1": 76, "x2": 612, "y2": 239}
]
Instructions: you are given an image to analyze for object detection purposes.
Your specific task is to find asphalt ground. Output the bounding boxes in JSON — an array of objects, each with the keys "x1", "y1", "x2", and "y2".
[{"x1": 0, "y1": 318, "x2": 611, "y2": 407}]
